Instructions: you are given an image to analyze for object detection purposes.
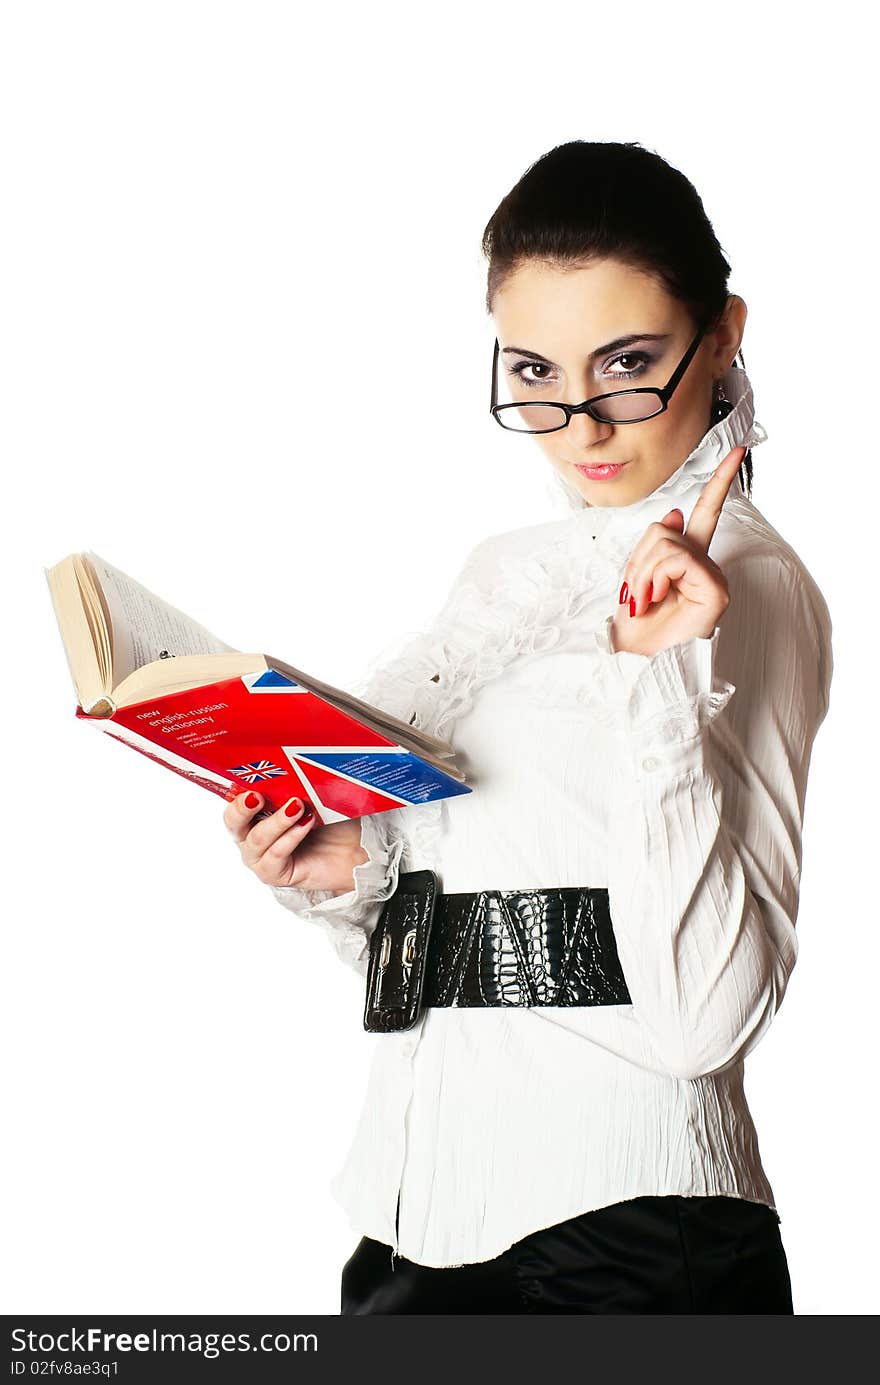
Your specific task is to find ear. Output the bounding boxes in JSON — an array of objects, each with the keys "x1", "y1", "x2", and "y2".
[{"x1": 709, "y1": 294, "x2": 748, "y2": 374}]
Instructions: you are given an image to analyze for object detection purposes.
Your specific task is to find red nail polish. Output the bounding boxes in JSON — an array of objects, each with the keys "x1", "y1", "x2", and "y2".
[
  {"x1": 619, "y1": 581, "x2": 629, "y2": 604},
  {"x1": 299, "y1": 803, "x2": 314, "y2": 822},
  {"x1": 647, "y1": 581, "x2": 653, "y2": 602},
  {"x1": 284, "y1": 798, "x2": 303, "y2": 817},
  {"x1": 244, "y1": 792, "x2": 260, "y2": 809},
  {"x1": 629, "y1": 597, "x2": 636, "y2": 617}
]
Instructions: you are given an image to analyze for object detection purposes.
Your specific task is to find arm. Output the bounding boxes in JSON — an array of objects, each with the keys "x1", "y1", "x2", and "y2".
[{"x1": 589, "y1": 548, "x2": 832, "y2": 1080}]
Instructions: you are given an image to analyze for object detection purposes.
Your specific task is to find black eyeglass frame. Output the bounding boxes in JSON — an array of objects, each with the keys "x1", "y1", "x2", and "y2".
[{"x1": 490, "y1": 319, "x2": 710, "y2": 433}]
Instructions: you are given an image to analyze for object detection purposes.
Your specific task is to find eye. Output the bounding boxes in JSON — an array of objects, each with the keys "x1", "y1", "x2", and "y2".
[
  {"x1": 505, "y1": 361, "x2": 558, "y2": 390},
  {"x1": 506, "y1": 351, "x2": 654, "y2": 392},
  {"x1": 606, "y1": 352, "x2": 652, "y2": 380}
]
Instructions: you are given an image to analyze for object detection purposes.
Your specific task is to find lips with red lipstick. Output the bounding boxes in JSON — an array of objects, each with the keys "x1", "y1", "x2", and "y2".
[{"x1": 573, "y1": 461, "x2": 629, "y2": 480}]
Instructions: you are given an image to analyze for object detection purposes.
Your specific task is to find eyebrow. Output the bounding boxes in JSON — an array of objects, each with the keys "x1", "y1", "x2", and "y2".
[{"x1": 501, "y1": 332, "x2": 672, "y2": 364}]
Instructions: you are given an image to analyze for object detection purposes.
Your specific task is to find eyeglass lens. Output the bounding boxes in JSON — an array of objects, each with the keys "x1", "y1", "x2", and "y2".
[{"x1": 496, "y1": 394, "x2": 665, "y2": 431}]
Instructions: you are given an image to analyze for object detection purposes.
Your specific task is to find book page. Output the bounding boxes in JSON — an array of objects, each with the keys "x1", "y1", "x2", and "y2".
[{"x1": 85, "y1": 552, "x2": 238, "y2": 687}]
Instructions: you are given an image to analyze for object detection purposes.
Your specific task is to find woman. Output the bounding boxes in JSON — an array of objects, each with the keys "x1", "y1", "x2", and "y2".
[{"x1": 224, "y1": 141, "x2": 833, "y2": 1313}]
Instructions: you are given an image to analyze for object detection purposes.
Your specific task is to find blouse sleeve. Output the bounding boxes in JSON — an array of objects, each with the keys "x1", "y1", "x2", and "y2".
[
  {"x1": 587, "y1": 548, "x2": 833, "y2": 1080},
  {"x1": 266, "y1": 536, "x2": 495, "y2": 978},
  {"x1": 269, "y1": 808, "x2": 405, "y2": 978}
]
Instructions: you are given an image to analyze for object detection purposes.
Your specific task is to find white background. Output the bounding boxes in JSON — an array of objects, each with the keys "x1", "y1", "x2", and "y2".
[{"x1": 2, "y1": 0, "x2": 875, "y2": 1316}]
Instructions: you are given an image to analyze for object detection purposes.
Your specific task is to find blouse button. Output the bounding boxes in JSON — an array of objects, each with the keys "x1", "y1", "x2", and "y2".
[{"x1": 641, "y1": 755, "x2": 660, "y2": 771}]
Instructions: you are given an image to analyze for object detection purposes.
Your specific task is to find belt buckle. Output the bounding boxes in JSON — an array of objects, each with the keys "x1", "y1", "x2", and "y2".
[{"x1": 363, "y1": 870, "x2": 440, "y2": 1033}]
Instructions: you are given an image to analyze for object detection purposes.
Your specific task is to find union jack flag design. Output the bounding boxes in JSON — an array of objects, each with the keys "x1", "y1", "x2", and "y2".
[{"x1": 227, "y1": 759, "x2": 289, "y2": 784}]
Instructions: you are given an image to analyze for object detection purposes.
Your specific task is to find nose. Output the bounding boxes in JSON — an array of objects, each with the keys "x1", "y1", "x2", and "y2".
[{"x1": 566, "y1": 407, "x2": 614, "y2": 448}]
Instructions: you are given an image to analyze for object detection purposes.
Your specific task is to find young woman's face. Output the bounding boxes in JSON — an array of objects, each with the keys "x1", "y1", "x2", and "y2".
[{"x1": 491, "y1": 258, "x2": 747, "y2": 508}]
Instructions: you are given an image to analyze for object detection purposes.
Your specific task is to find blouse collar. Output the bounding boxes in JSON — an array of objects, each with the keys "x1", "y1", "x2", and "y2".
[{"x1": 548, "y1": 360, "x2": 768, "y2": 539}]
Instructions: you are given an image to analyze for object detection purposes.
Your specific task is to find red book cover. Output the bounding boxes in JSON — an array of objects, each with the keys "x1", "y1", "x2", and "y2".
[{"x1": 76, "y1": 667, "x2": 471, "y2": 825}]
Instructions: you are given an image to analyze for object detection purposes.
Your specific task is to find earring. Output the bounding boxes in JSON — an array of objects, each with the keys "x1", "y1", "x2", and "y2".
[{"x1": 712, "y1": 375, "x2": 731, "y2": 423}]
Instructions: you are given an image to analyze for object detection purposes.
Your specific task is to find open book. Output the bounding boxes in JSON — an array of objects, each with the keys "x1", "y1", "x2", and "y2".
[{"x1": 45, "y1": 551, "x2": 471, "y2": 825}]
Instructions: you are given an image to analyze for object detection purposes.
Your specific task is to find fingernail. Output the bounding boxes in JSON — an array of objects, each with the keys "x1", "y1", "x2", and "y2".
[
  {"x1": 629, "y1": 596, "x2": 636, "y2": 617},
  {"x1": 284, "y1": 797, "x2": 303, "y2": 817},
  {"x1": 299, "y1": 803, "x2": 314, "y2": 822},
  {"x1": 244, "y1": 792, "x2": 260, "y2": 809},
  {"x1": 647, "y1": 581, "x2": 653, "y2": 602},
  {"x1": 619, "y1": 581, "x2": 629, "y2": 604}
]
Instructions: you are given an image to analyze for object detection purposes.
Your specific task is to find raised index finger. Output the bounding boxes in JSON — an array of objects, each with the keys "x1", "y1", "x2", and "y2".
[{"x1": 684, "y1": 446, "x2": 747, "y2": 551}]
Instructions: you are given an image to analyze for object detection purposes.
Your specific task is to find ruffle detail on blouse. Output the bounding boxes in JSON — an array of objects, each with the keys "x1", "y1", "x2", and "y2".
[{"x1": 346, "y1": 531, "x2": 626, "y2": 870}]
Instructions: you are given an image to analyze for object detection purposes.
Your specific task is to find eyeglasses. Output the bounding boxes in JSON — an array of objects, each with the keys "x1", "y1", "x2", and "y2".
[{"x1": 490, "y1": 320, "x2": 709, "y2": 433}]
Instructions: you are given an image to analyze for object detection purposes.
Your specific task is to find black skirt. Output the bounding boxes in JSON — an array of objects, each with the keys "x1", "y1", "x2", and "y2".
[{"x1": 340, "y1": 1194, "x2": 793, "y2": 1315}]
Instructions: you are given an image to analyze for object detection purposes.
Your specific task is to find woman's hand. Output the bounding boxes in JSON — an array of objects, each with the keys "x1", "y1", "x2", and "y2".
[
  {"x1": 223, "y1": 792, "x2": 369, "y2": 893},
  {"x1": 610, "y1": 445, "x2": 747, "y2": 656}
]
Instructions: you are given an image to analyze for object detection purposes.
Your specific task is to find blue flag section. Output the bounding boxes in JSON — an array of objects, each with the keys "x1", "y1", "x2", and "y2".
[{"x1": 289, "y1": 749, "x2": 472, "y2": 806}]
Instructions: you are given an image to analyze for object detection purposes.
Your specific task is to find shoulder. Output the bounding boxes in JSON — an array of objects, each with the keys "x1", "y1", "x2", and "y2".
[
  {"x1": 713, "y1": 491, "x2": 833, "y2": 719},
  {"x1": 714, "y1": 490, "x2": 831, "y2": 639}
]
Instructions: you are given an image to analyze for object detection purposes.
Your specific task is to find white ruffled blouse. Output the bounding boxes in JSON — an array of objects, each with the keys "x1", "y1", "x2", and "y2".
[{"x1": 272, "y1": 362, "x2": 834, "y2": 1269}]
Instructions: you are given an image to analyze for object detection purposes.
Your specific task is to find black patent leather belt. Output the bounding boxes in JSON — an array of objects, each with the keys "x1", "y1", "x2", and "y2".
[{"x1": 363, "y1": 870, "x2": 632, "y2": 1034}]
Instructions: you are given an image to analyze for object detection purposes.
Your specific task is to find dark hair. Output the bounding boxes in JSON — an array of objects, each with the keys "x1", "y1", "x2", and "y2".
[{"x1": 481, "y1": 141, "x2": 753, "y2": 497}]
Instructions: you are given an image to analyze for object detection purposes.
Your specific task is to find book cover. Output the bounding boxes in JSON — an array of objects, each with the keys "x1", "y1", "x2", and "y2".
[{"x1": 76, "y1": 666, "x2": 471, "y2": 824}]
